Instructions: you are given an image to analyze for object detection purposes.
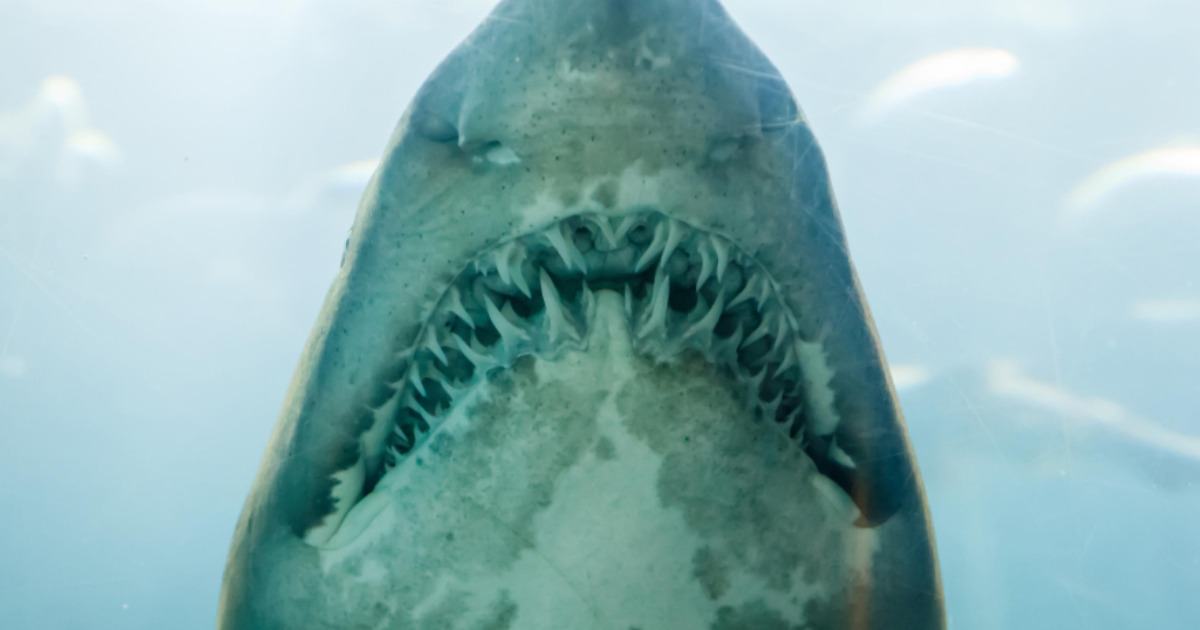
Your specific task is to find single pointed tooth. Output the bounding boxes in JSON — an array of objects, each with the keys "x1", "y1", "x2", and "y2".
[
  {"x1": 403, "y1": 395, "x2": 438, "y2": 431},
  {"x1": 828, "y1": 436, "x2": 857, "y2": 469},
  {"x1": 391, "y1": 427, "x2": 411, "y2": 451},
  {"x1": 539, "y1": 269, "x2": 563, "y2": 308},
  {"x1": 659, "y1": 219, "x2": 684, "y2": 268},
  {"x1": 545, "y1": 225, "x2": 577, "y2": 271},
  {"x1": 511, "y1": 273, "x2": 532, "y2": 298},
  {"x1": 544, "y1": 222, "x2": 589, "y2": 272},
  {"x1": 777, "y1": 343, "x2": 800, "y2": 373},
  {"x1": 484, "y1": 293, "x2": 531, "y2": 347},
  {"x1": 728, "y1": 274, "x2": 762, "y2": 309},
  {"x1": 783, "y1": 308, "x2": 800, "y2": 331},
  {"x1": 494, "y1": 242, "x2": 514, "y2": 286},
  {"x1": 696, "y1": 239, "x2": 715, "y2": 288},
  {"x1": 427, "y1": 357, "x2": 465, "y2": 390},
  {"x1": 757, "y1": 275, "x2": 773, "y2": 306},
  {"x1": 792, "y1": 416, "x2": 808, "y2": 445},
  {"x1": 562, "y1": 223, "x2": 589, "y2": 271},
  {"x1": 432, "y1": 371, "x2": 464, "y2": 399},
  {"x1": 760, "y1": 389, "x2": 785, "y2": 423},
  {"x1": 683, "y1": 290, "x2": 725, "y2": 340},
  {"x1": 425, "y1": 328, "x2": 449, "y2": 365},
  {"x1": 394, "y1": 413, "x2": 417, "y2": 442},
  {"x1": 398, "y1": 428, "x2": 415, "y2": 447},
  {"x1": 539, "y1": 269, "x2": 577, "y2": 343},
  {"x1": 614, "y1": 215, "x2": 641, "y2": 243},
  {"x1": 741, "y1": 309, "x2": 776, "y2": 348},
  {"x1": 408, "y1": 364, "x2": 427, "y2": 397},
  {"x1": 624, "y1": 283, "x2": 634, "y2": 320},
  {"x1": 638, "y1": 269, "x2": 671, "y2": 337},
  {"x1": 712, "y1": 237, "x2": 731, "y2": 282},
  {"x1": 711, "y1": 321, "x2": 743, "y2": 356},
  {"x1": 580, "y1": 281, "x2": 596, "y2": 324},
  {"x1": 745, "y1": 362, "x2": 770, "y2": 390},
  {"x1": 510, "y1": 246, "x2": 532, "y2": 298},
  {"x1": 769, "y1": 319, "x2": 790, "y2": 356},
  {"x1": 586, "y1": 214, "x2": 619, "y2": 249},
  {"x1": 452, "y1": 334, "x2": 499, "y2": 371},
  {"x1": 500, "y1": 301, "x2": 524, "y2": 324},
  {"x1": 635, "y1": 221, "x2": 669, "y2": 271},
  {"x1": 447, "y1": 287, "x2": 475, "y2": 328}
]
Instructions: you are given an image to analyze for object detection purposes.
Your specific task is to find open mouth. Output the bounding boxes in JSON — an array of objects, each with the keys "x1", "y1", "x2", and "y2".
[{"x1": 310, "y1": 209, "x2": 861, "y2": 545}]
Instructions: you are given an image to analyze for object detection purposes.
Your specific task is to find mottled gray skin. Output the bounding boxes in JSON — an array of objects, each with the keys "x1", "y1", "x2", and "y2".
[{"x1": 219, "y1": 1, "x2": 944, "y2": 628}]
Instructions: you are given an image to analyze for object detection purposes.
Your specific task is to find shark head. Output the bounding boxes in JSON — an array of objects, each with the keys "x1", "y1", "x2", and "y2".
[{"x1": 218, "y1": 0, "x2": 944, "y2": 628}]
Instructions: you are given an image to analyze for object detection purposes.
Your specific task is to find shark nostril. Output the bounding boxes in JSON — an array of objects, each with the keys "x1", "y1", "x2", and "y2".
[{"x1": 417, "y1": 113, "x2": 458, "y2": 143}]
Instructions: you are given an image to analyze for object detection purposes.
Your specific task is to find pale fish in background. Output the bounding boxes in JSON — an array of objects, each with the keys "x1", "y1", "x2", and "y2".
[
  {"x1": 1063, "y1": 145, "x2": 1200, "y2": 221},
  {"x1": 0, "y1": 75, "x2": 121, "y2": 185},
  {"x1": 858, "y1": 48, "x2": 1020, "y2": 124}
]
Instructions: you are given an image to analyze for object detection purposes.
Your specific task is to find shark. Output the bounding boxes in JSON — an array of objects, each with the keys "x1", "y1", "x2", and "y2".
[{"x1": 218, "y1": 0, "x2": 944, "y2": 628}]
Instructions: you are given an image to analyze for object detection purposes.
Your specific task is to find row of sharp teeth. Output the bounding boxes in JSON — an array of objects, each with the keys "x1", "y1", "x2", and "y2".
[{"x1": 369, "y1": 212, "x2": 841, "y2": 473}]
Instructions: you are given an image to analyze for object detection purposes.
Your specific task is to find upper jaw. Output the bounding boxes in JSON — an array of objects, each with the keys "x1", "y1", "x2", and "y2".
[{"x1": 236, "y1": 0, "x2": 916, "y2": 556}]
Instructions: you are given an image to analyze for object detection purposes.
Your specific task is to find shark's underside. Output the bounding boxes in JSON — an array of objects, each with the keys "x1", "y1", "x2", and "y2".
[{"x1": 219, "y1": 1, "x2": 944, "y2": 628}]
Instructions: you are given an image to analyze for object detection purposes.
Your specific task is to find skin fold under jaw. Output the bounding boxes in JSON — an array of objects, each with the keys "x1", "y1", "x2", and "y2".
[{"x1": 219, "y1": 1, "x2": 945, "y2": 628}]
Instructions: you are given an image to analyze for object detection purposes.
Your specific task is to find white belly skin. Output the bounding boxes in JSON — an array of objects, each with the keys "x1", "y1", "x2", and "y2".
[{"x1": 306, "y1": 291, "x2": 877, "y2": 629}]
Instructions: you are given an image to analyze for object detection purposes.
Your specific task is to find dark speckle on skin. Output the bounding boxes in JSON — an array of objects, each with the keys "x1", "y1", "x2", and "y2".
[
  {"x1": 416, "y1": 589, "x2": 469, "y2": 628},
  {"x1": 592, "y1": 180, "x2": 619, "y2": 208},
  {"x1": 617, "y1": 350, "x2": 848, "y2": 595},
  {"x1": 711, "y1": 601, "x2": 801, "y2": 630},
  {"x1": 477, "y1": 590, "x2": 518, "y2": 630},
  {"x1": 594, "y1": 436, "x2": 617, "y2": 461},
  {"x1": 312, "y1": 353, "x2": 609, "y2": 627},
  {"x1": 692, "y1": 546, "x2": 730, "y2": 601},
  {"x1": 452, "y1": 355, "x2": 606, "y2": 552}
]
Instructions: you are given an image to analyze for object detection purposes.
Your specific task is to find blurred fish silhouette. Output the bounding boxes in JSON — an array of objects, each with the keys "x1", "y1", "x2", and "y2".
[{"x1": 0, "y1": 75, "x2": 120, "y2": 185}]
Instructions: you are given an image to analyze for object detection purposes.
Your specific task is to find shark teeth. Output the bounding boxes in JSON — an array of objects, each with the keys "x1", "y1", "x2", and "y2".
[
  {"x1": 446, "y1": 287, "x2": 475, "y2": 328},
  {"x1": 683, "y1": 290, "x2": 725, "y2": 342},
  {"x1": 545, "y1": 222, "x2": 587, "y2": 271},
  {"x1": 484, "y1": 293, "x2": 531, "y2": 350},
  {"x1": 635, "y1": 220, "x2": 668, "y2": 272},
  {"x1": 638, "y1": 268, "x2": 671, "y2": 338},
  {"x1": 368, "y1": 210, "x2": 833, "y2": 486},
  {"x1": 541, "y1": 269, "x2": 579, "y2": 344},
  {"x1": 696, "y1": 238, "x2": 715, "y2": 288},
  {"x1": 712, "y1": 236, "x2": 731, "y2": 283}
]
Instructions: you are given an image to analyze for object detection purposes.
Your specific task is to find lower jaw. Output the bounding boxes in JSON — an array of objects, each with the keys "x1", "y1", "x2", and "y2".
[{"x1": 310, "y1": 291, "x2": 870, "y2": 628}]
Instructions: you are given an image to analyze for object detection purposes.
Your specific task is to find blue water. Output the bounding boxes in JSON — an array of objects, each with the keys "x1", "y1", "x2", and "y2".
[{"x1": 1, "y1": 1, "x2": 1197, "y2": 628}]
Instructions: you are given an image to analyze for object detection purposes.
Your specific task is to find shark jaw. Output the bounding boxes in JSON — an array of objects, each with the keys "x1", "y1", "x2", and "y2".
[
  {"x1": 219, "y1": 0, "x2": 944, "y2": 628},
  {"x1": 308, "y1": 209, "x2": 864, "y2": 548}
]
